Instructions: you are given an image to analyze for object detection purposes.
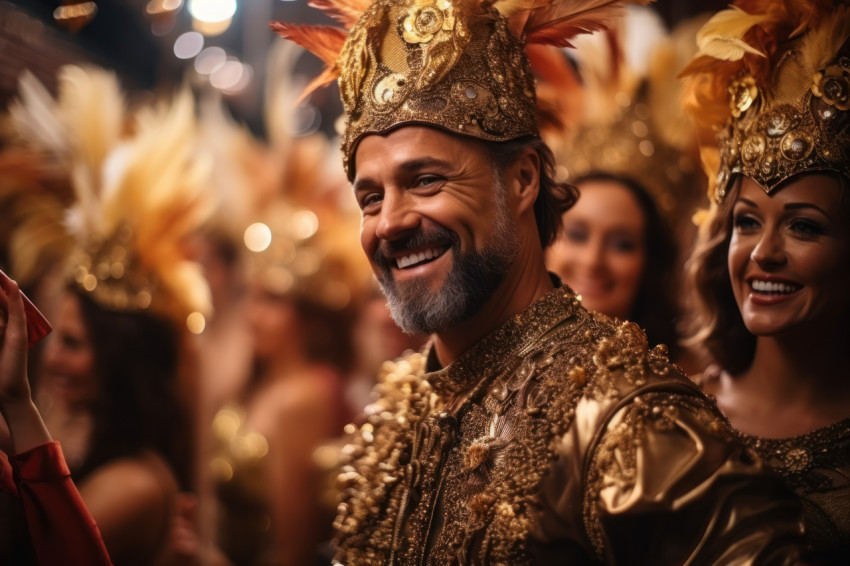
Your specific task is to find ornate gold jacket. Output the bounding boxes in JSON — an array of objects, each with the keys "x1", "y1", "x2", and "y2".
[
  {"x1": 333, "y1": 287, "x2": 803, "y2": 565},
  {"x1": 699, "y1": 369, "x2": 850, "y2": 564}
]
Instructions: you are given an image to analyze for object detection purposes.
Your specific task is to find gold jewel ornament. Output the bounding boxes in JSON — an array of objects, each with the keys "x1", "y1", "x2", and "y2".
[
  {"x1": 681, "y1": 1, "x2": 850, "y2": 204},
  {"x1": 272, "y1": 0, "x2": 649, "y2": 179}
]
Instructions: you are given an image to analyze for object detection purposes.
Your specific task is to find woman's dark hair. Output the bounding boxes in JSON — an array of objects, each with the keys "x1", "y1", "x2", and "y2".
[
  {"x1": 576, "y1": 172, "x2": 682, "y2": 359},
  {"x1": 292, "y1": 296, "x2": 355, "y2": 375},
  {"x1": 479, "y1": 136, "x2": 578, "y2": 248},
  {"x1": 72, "y1": 290, "x2": 191, "y2": 488},
  {"x1": 685, "y1": 172, "x2": 850, "y2": 373}
]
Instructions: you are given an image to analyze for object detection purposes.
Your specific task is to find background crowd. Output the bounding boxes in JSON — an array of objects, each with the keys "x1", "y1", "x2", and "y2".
[{"x1": 1, "y1": 0, "x2": 848, "y2": 565}]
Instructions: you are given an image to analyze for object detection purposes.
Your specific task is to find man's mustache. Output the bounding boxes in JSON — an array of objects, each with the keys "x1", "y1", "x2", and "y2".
[{"x1": 373, "y1": 225, "x2": 459, "y2": 273}]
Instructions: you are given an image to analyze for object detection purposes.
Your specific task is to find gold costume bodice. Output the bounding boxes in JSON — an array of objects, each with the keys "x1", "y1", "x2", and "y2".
[
  {"x1": 333, "y1": 287, "x2": 804, "y2": 565},
  {"x1": 739, "y1": 420, "x2": 850, "y2": 564}
]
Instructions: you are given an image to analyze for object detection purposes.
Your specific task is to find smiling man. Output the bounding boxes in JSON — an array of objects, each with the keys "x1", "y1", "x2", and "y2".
[{"x1": 274, "y1": 0, "x2": 804, "y2": 564}]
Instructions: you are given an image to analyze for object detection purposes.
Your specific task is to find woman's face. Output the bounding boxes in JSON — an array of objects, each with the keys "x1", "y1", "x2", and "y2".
[
  {"x1": 728, "y1": 174, "x2": 850, "y2": 337},
  {"x1": 246, "y1": 284, "x2": 299, "y2": 360},
  {"x1": 43, "y1": 294, "x2": 97, "y2": 407},
  {"x1": 546, "y1": 179, "x2": 646, "y2": 319}
]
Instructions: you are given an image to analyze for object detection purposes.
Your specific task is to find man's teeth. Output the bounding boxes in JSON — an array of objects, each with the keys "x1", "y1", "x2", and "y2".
[
  {"x1": 751, "y1": 280, "x2": 799, "y2": 294},
  {"x1": 396, "y1": 247, "x2": 443, "y2": 269}
]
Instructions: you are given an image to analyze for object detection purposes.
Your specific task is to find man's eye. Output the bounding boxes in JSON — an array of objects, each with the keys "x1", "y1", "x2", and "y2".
[
  {"x1": 414, "y1": 176, "x2": 440, "y2": 187},
  {"x1": 361, "y1": 193, "x2": 383, "y2": 208}
]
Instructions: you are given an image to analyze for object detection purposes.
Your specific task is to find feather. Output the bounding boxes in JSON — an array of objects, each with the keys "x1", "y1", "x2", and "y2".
[
  {"x1": 693, "y1": 6, "x2": 771, "y2": 61},
  {"x1": 57, "y1": 65, "x2": 124, "y2": 177},
  {"x1": 98, "y1": 88, "x2": 214, "y2": 317},
  {"x1": 308, "y1": 0, "x2": 371, "y2": 28},
  {"x1": 800, "y1": 4, "x2": 850, "y2": 75},
  {"x1": 270, "y1": 22, "x2": 347, "y2": 67},
  {"x1": 7, "y1": 71, "x2": 67, "y2": 158},
  {"x1": 298, "y1": 68, "x2": 340, "y2": 105},
  {"x1": 492, "y1": 0, "x2": 537, "y2": 38},
  {"x1": 525, "y1": 0, "x2": 636, "y2": 48}
]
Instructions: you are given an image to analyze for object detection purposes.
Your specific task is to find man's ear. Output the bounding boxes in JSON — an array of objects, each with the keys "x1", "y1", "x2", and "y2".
[{"x1": 506, "y1": 147, "x2": 540, "y2": 216}]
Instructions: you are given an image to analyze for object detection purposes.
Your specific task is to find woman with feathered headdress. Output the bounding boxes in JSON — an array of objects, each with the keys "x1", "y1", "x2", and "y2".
[
  {"x1": 4, "y1": 65, "x2": 214, "y2": 566},
  {"x1": 681, "y1": 1, "x2": 850, "y2": 561}
]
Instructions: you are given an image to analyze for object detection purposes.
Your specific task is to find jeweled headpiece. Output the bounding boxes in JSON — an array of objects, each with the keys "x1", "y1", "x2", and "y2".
[
  {"x1": 6, "y1": 66, "x2": 215, "y2": 330},
  {"x1": 681, "y1": 1, "x2": 850, "y2": 204},
  {"x1": 536, "y1": 10, "x2": 706, "y2": 220},
  {"x1": 273, "y1": 0, "x2": 648, "y2": 179}
]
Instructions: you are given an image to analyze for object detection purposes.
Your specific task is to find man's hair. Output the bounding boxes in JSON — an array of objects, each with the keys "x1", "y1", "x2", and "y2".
[{"x1": 478, "y1": 136, "x2": 578, "y2": 248}]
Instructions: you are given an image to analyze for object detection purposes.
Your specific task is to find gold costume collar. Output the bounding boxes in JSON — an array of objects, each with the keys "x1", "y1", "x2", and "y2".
[{"x1": 423, "y1": 285, "x2": 580, "y2": 399}]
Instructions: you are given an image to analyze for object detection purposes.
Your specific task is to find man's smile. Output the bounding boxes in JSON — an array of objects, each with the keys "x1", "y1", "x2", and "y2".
[{"x1": 394, "y1": 245, "x2": 451, "y2": 269}]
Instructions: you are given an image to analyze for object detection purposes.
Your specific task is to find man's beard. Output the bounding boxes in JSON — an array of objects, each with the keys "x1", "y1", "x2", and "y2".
[{"x1": 373, "y1": 177, "x2": 519, "y2": 335}]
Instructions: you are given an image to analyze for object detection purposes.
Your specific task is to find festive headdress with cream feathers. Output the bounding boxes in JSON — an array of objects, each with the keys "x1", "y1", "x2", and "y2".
[
  {"x1": 198, "y1": 42, "x2": 371, "y2": 311},
  {"x1": 535, "y1": 9, "x2": 706, "y2": 219},
  {"x1": 272, "y1": 0, "x2": 648, "y2": 179},
  {"x1": 6, "y1": 65, "x2": 214, "y2": 329},
  {"x1": 681, "y1": 0, "x2": 850, "y2": 204}
]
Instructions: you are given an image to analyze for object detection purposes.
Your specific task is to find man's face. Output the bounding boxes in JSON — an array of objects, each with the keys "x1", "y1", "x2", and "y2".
[{"x1": 353, "y1": 126, "x2": 519, "y2": 334}]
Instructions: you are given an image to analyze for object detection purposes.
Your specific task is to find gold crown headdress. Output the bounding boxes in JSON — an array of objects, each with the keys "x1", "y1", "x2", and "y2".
[
  {"x1": 536, "y1": 9, "x2": 706, "y2": 219},
  {"x1": 6, "y1": 66, "x2": 215, "y2": 330},
  {"x1": 236, "y1": 42, "x2": 371, "y2": 311},
  {"x1": 272, "y1": 0, "x2": 648, "y2": 179},
  {"x1": 681, "y1": 0, "x2": 850, "y2": 204}
]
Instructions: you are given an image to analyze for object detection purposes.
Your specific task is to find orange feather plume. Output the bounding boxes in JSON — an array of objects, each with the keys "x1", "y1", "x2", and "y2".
[
  {"x1": 525, "y1": 0, "x2": 647, "y2": 47},
  {"x1": 269, "y1": 21, "x2": 347, "y2": 102},
  {"x1": 308, "y1": 0, "x2": 372, "y2": 28}
]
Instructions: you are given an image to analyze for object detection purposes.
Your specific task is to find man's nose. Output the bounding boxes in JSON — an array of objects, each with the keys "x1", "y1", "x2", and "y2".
[{"x1": 375, "y1": 191, "x2": 419, "y2": 241}]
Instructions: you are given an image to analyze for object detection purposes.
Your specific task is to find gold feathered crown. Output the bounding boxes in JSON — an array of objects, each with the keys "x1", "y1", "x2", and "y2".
[
  {"x1": 681, "y1": 0, "x2": 850, "y2": 204},
  {"x1": 536, "y1": 10, "x2": 706, "y2": 219},
  {"x1": 273, "y1": 0, "x2": 648, "y2": 179},
  {"x1": 7, "y1": 66, "x2": 215, "y2": 330}
]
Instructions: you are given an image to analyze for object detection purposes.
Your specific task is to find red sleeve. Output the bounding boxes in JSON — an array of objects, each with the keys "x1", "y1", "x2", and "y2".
[{"x1": 13, "y1": 441, "x2": 113, "y2": 566}]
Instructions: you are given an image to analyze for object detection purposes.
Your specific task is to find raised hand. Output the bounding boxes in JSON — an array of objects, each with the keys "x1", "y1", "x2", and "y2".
[{"x1": 0, "y1": 274, "x2": 51, "y2": 452}]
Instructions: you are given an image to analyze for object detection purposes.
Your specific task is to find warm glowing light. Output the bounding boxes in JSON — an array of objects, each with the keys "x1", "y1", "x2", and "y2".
[
  {"x1": 186, "y1": 311, "x2": 206, "y2": 334},
  {"x1": 194, "y1": 46, "x2": 227, "y2": 74},
  {"x1": 291, "y1": 210, "x2": 319, "y2": 240},
  {"x1": 188, "y1": 0, "x2": 236, "y2": 22},
  {"x1": 210, "y1": 58, "x2": 244, "y2": 90},
  {"x1": 220, "y1": 64, "x2": 253, "y2": 95},
  {"x1": 192, "y1": 17, "x2": 232, "y2": 36},
  {"x1": 53, "y1": 2, "x2": 97, "y2": 21},
  {"x1": 244, "y1": 222, "x2": 272, "y2": 252},
  {"x1": 173, "y1": 31, "x2": 204, "y2": 59},
  {"x1": 147, "y1": 0, "x2": 183, "y2": 14}
]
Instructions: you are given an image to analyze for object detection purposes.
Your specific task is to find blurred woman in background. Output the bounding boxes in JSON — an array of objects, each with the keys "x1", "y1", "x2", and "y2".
[
  {"x1": 4, "y1": 66, "x2": 214, "y2": 565},
  {"x1": 546, "y1": 172, "x2": 682, "y2": 359},
  {"x1": 43, "y1": 289, "x2": 189, "y2": 566},
  {"x1": 211, "y1": 201, "x2": 363, "y2": 566}
]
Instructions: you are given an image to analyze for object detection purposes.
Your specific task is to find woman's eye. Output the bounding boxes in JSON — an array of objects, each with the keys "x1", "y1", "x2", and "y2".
[
  {"x1": 563, "y1": 227, "x2": 588, "y2": 243},
  {"x1": 733, "y1": 214, "x2": 760, "y2": 231},
  {"x1": 609, "y1": 237, "x2": 637, "y2": 253},
  {"x1": 789, "y1": 217, "x2": 824, "y2": 237},
  {"x1": 62, "y1": 335, "x2": 83, "y2": 350}
]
